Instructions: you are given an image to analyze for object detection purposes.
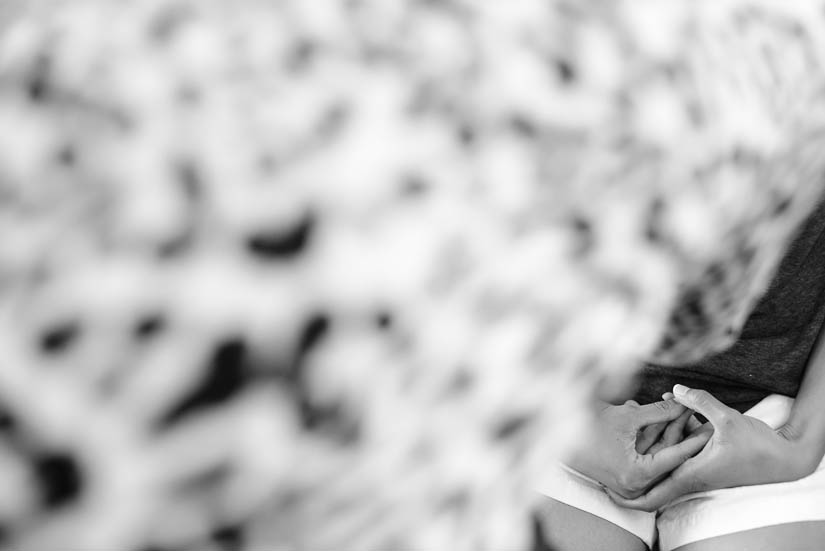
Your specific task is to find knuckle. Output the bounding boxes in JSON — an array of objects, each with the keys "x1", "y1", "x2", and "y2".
[
  {"x1": 615, "y1": 472, "x2": 633, "y2": 492},
  {"x1": 655, "y1": 400, "x2": 672, "y2": 413},
  {"x1": 618, "y1": 470, "x2": 645, "y2": 494},
  {"x1": 717, "y1": 411, "x2": 736, "y2": 428},
  {"x1": 612, "y1": 484, "x2": 642, "y2": 500}
]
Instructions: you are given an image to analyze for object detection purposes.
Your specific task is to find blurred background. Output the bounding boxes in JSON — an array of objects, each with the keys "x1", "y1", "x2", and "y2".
[{"x1": 0, "y1": 1, "x2": 824, "y2": 550}]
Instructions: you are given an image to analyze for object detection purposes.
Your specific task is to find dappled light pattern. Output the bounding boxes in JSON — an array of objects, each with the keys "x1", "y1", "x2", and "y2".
[{"x1": 1, "y1": 0, "x2": 825, "y2": 549}]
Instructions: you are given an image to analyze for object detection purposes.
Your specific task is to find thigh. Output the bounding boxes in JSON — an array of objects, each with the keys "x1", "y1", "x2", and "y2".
[
  {"x1": 674, "y1": 521, "x2": 825, "y2": 551},
  {"x1": 537, "y1": 498, "x2": 649, "y2": 551}
]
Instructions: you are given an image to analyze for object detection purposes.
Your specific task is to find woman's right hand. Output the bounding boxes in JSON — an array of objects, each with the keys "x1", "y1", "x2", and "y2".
[{"x1": 566, "y1": 398, "x2": 711, "y2": 499}]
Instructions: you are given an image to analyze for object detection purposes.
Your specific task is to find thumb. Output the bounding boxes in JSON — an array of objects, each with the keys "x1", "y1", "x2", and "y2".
[{"x1": 672, "y1": 384, "x2": 735, "y2": 429}]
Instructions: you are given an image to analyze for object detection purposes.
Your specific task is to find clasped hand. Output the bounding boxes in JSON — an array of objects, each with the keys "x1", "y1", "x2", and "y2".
[
  {"x1": 608, "y1": 385, "x2": 822, "y2": 511},
  {"x1": 567, "y1": 395, "x2": 710, "y2": 500}
]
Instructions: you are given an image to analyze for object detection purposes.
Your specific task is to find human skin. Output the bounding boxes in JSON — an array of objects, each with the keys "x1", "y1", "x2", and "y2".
[
  {"x1": 544, "y1": 326, "x2": 825, "y2": 551},
  {"x1": 539, "y1": 499, "x2": 648, "y2": 551},
  {"x1": 565, "y1": 398, "x2": 710, "y2": 500},
  {"x1": 538, "y1": 397, "x2": 702, "y2": 551},
  {"x1": 610, "y1": 323, "x2": 825, "y2": 511},
  {"x1": 674, "y1": 522, "x2": 825, "y2": 551}
]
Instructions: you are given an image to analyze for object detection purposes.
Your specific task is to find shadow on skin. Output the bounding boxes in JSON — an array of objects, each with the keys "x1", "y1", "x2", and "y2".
[
  {"x1": 674, "y1": 521, "x2": 825, "y2": 551},
  {"x1": 537, "y1": 498, "x2": 825, "y2": 551},
  {"x1": 537, "y1": 498, "x2": 647, "y2": 551}
]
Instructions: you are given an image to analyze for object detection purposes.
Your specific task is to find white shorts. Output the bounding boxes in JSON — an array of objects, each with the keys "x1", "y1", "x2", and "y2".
[{"x1": 536, "y1": 394, "x2": 825, "y2": 551}]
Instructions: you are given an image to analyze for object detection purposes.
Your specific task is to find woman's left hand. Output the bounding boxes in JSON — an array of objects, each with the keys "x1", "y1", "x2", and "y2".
[{"x1": 608, "y1": 385, "x2": 821, "y2": 512}]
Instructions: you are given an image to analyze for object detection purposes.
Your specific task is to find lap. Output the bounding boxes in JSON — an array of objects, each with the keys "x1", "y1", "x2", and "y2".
[
  {"x1": 537, "y1": 498, "x2": 648, "y2": 551},
  {"x1": 537, "y1": 497, "x2": 825, "y2": 551},
  {"x1": 674, "y1": 521, "x2": 825, "y2": 551},
  {"x1": 538, "y1": 394, "x2": 825, "y2": 550}
]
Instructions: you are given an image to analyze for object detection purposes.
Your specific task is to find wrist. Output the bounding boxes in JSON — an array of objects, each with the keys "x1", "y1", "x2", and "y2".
[{"x1": 777, "y1": 422, "x2": 825, "y2": 477}]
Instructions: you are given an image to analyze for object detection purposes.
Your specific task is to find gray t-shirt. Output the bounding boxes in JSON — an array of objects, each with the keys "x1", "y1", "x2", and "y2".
[{"x1": 633, "y1": 198, "x2": 825, "y2": 413}]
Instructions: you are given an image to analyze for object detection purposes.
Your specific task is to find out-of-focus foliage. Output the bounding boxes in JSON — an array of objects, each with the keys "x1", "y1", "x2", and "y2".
[{"x1": 0, "y1": 0, "x2": 824, "y2": 549}]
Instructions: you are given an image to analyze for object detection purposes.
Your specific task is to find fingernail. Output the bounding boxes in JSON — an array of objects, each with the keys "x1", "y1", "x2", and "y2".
[
  {"x1": 662, "y1": 392, "x2": 674, "y2": 400},
  {"x1": 673, "y1": 384, "x2": 689, "y2": 397}
]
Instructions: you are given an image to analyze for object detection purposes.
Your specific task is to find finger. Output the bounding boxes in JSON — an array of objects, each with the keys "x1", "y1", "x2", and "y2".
[
  {"x1": 608, "y1": 459, "x2": 706, "y2": 511},
  {"x1": 647, "y1": 408, "x2": 694, "y2": 455},
  {"x1": 624, "y1": 399, "x2": 639, "y2": 406},
  {"x1": 688, "y1": 422, "x2": 714, "y2": 439},
  {"x1": 642, "y1": 429, "x2": 711, "y2": 481},
  {"x1": 672, "y1": 385, "x2": 736, "y2": 429},
  {"x1": 636, "y1": 422, "x2": 666, "y2": 454},
  {"x1": 665, "y1": 389, "x2": 701, "y2": 434},
  {"x1": 631, "y1": 399, "x2": 686, "y2": 429},
  {"x1": 686, "y1": 415, "x2": 703, "y2": 433},
  {"x1": 663, "y1": 408, "x2": 694, "y2": 444}
]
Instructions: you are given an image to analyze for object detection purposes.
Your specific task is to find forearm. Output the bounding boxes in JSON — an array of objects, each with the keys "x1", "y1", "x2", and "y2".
[{"x1": 782, "y1": 321, "x2": 825, "y2": 472}]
